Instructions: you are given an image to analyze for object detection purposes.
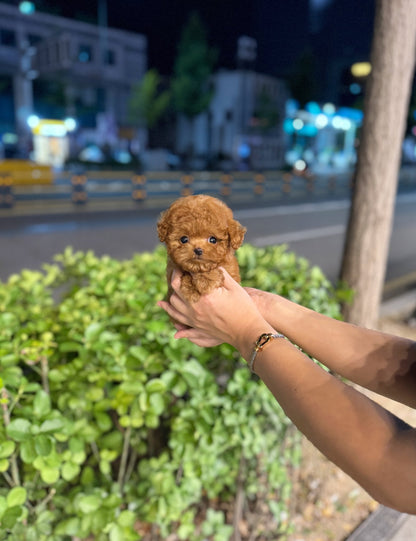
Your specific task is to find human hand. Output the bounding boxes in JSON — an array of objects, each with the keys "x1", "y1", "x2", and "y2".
[
  {"x1": 171, "y1": 321, "x2": 223, "y2": 348},
  {"x1": 245, "y1": 287, "x2": 277, "y2": 318},
  {"x1": 158, "y1": 269, "x2": 275, "y2": 359}
]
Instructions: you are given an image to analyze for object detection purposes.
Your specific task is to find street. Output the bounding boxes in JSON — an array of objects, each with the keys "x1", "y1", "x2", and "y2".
[{"x1": 1, "y1": 191, "x2": 415, "y2": 295}]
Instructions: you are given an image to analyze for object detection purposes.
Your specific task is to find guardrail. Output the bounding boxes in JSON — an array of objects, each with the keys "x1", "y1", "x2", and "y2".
[{"x1": 2, "y1": 166, "x2": 416, "y2": 210}]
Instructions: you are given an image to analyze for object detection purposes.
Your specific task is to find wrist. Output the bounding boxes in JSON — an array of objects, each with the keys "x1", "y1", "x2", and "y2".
[
  {"x1": 248, "y1": 332, "x2": 286, "y2": 373},
  {"x1": 235, "y1": 320, "x2": 276, "y2": 361},
  {"x1": 267, "y1": 294, "x2": 302, "y2": 337}
]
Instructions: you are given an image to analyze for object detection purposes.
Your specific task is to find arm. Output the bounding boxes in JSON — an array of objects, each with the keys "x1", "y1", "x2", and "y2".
[
  {"x1": 245, "y1": 336, "x2": 416, "y2": 515},
  {"x1": 246, "y1": 289, "x2": 416, "y2": 408},
  {"x1": 158, "y1": 270, "x2": 416, "y2": 514}
]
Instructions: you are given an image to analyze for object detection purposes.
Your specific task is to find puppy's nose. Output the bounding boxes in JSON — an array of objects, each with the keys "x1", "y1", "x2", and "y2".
[{"x1": 194, "y1": 247, "x2": 203, "y2": 256}]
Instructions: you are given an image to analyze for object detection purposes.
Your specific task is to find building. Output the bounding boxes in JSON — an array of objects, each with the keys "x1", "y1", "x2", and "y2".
[
  {"x1": 0, "y1": 2, "x2": 147, "y2": 161},
  {"x1": 176, "y1": 69, "x2": 289, "y2": 170},
  {"x1": 284, "y1": 101, "x2": 363, "y2": 172}
]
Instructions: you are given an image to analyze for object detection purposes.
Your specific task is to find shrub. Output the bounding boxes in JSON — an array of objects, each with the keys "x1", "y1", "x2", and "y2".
[{"x1": 0, "y1": 244, "x2": 347, "y2": 540}]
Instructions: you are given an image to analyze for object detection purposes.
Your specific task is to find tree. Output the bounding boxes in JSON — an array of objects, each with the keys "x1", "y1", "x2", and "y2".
[
  {"x1": 340, "y1": 0, "x2": 416, "y2": 328},
  {"x1": 251, "y1": 89, "x2": 280, "y2": 133},
  {"x1": 128, "y1": 69, "x2": 170, "y2": 130},
  {"x1": 171, "y1": 12, "x2": 217, "y2": 157}
]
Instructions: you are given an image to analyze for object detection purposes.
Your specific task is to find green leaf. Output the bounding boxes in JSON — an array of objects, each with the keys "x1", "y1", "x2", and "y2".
[
  {"x1": 55, "y1": 517, "x2": 80, "y2": 536},
  {"x1": 181, "y1": 360, "x2": 207, "y2": 388},
  {"x1": 78, "y1": 494, "x2": 102, "y2": 514},
  {"x1": 62, "y1": 461, "x2": 80, "y2": 481},
  {"x1": 129, "y1": 346, "x2": 146, "y2": 361},
  {"x1": 0, "y1": 459, "x2": 9, "y2": 472},
  {"x1": 71, "y1": 450, "x2": 86, "y2": 465},
  {"x1": 149, "y1": 393, "x2": 164, "y2": 415},
  {"x1": 117, "y1": 510, "x2": 135, "y2": 528},
  {"x1": 145, "y1": 413, "x2": 159, "y2": 428},
  {"x1": 34, "y1": 434, "x2": 53, "y2": 456},
  {"x1": 146, "y1": 378, "x2": 166, "y2": 393},
  {"x1": 1, "y1": 506, "x2": 22, "y2": 529},
  {"x1": 119, "y1": 416, "x2": 131, "y2": 428},
  {"x1": 81, "y1": 466, "x2": 95, "y2": 486},
  {"x1": 7, "y1": 487, "x2": 27, "y2": 507},
  {"x1": 109, "y1": 523, "x2": 124, "y2": 541},
  {"x1": 85, "y1": 323, "x2": 103, "y2": 341},
  {"x1": 91, "y1": 509, "x2": 111, "y2": 532},
  {"x1": 99, "y1": 431, "x2": 123, "y2": 451},
  {"x1": 34, "y1": 390, "x2": 51, "y2": 417},
  {"x1": 59, "y1": 341, "x2": 81, "y2": 352},
  {"x1": 40, "y1": 467, "x2": 60, "y2": 484},
  {"x1": 69, "y1": 436, "x2": 85, "y2": 454},
  {"x1": 3, "y1": 367, "x2": 24, "y2": 388},
  {"x1": 6, "y1": 418, "x2": 31, "y2": 442},
  {"x1": 99, "y1": 460, "x2": 111, "y2": 475},
  {"x1": 95, "y1": 412, "x2": 112, "y2": 432},
  {"x1": 0, "y1": 496, "x2": 7, "y2": 519},
  {"x1": 0, "y1": 440, "x2": 15, "y2": 459},
  {"x1": 20, "y1": 439, "x2": 37, "y2": 463},
  {"x1": 39, "y1": 418, "x2": 64, "y2": 434}
]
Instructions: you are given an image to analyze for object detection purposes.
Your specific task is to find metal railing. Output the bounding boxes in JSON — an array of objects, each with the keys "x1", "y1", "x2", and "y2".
[{"x1": 2, "y1": 166, "x2": 415, "y2": 210}]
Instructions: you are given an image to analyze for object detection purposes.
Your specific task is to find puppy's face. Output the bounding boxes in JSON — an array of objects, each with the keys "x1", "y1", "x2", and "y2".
[{"x1": 157, "y1": 196, "x2": 246, "y2": 273}]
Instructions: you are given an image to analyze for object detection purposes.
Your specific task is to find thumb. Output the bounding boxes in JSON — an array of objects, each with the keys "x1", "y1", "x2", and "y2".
[
  {"x1": 171, "y1": 269, "x2": 183, "y2": 290},
  {"x1": 220, "y1": 267, "x2": 239, "y2": 290}
]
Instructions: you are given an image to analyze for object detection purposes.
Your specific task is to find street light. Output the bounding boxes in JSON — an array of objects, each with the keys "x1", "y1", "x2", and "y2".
[
  {"x1": 351, "y1": 62, "x2": 371, "y2": 78},
  {"x1": 27, "y1": 114, "x2": 40, "y2": 129}
]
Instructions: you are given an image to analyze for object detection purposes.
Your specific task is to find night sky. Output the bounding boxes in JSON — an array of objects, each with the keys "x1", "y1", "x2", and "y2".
[{"x1": 4, "y1": 0, "x2": 376, "y2": 79}]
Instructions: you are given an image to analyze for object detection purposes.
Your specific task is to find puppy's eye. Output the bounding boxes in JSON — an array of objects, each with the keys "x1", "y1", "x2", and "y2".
[
  {"x1": 180, "y1": 236, "x2": 189, "y2": 244},
  {"x1": 208, "y1": 236, "x2": 217, "y2": 244}
]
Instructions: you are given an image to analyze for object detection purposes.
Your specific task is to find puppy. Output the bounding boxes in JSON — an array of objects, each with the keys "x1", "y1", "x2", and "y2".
[{"x1": 157, "y1": 195, "x2": 246, "y2": 303}]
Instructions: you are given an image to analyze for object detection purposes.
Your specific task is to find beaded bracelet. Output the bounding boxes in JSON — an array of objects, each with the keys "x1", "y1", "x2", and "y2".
[{"x1": 249, "y1": 332, "x2": 285, "y2": 373}]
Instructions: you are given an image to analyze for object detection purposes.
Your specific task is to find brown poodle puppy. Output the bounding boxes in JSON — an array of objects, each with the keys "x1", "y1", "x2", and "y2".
[{"x1": 157, "y1": 195, "x2": 246, "y2": 302}]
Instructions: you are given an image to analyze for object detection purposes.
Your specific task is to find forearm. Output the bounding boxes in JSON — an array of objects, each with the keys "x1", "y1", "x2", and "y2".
[
  {"x1": 266, "y1": 294, "x2": 416, "y2": 406},
  {"x1": 248, "y1": 338, "x2": 416, "y2": 514}
]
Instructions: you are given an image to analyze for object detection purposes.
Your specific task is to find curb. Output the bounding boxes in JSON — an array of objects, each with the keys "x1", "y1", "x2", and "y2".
[{"x1": 345, "y1": 506, "x2": 413, "y2": 541}]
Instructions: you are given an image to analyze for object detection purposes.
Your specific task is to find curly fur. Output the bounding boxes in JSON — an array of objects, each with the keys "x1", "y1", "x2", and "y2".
[{"x1": 157, "y1": 195, "x2": 246, "y2": 302}]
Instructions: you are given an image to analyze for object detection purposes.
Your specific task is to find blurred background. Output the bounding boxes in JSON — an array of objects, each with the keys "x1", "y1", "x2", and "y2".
[{"x1": 1, "y1": 0, "x2": 414, "y2": 174}]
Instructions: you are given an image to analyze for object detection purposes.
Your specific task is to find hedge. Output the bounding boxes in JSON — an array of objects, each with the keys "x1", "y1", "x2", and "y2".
[{"x1": 0, "y1": 244, "x2": 348, "y2": 540}]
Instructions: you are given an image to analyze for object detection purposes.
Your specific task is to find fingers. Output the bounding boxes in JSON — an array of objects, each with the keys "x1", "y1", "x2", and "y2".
[
  {"x1": 173, "y1": 322, "x2": 189, "y2": 332},
  {"x1": 174, "y1": 327, "x2": 223, "y2": 347},
  {"x1": 219, "y1": 267, "x2": 237, "y2": 290},
  {"x1": 157, "y1": 300, "x2": 222, "y2": 347},
  {"x1": 157, "y1": 300, "x2": 190, "y2": 327},
  {"x1": 171, "y1": 269, "x2": 183, "y2": 295}
]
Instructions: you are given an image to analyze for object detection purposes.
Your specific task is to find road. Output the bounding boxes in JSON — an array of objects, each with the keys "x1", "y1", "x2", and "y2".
[{"x1": 0, "y1": 192, "x2": 415, "y2": 296}]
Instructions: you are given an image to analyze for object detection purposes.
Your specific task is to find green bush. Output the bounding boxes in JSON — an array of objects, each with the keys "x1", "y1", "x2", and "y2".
[{"x1": 0, "y1": 244, "x2": 347, "y2": 540}]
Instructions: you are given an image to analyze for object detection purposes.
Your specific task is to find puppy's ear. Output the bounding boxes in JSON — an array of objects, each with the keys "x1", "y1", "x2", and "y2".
[
  {"x1": 157, "y1": 211, "x2": 170, "y2": 243},
  {"x1": 228, "y1": 219, "x2": 246, "y2": 250}
]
